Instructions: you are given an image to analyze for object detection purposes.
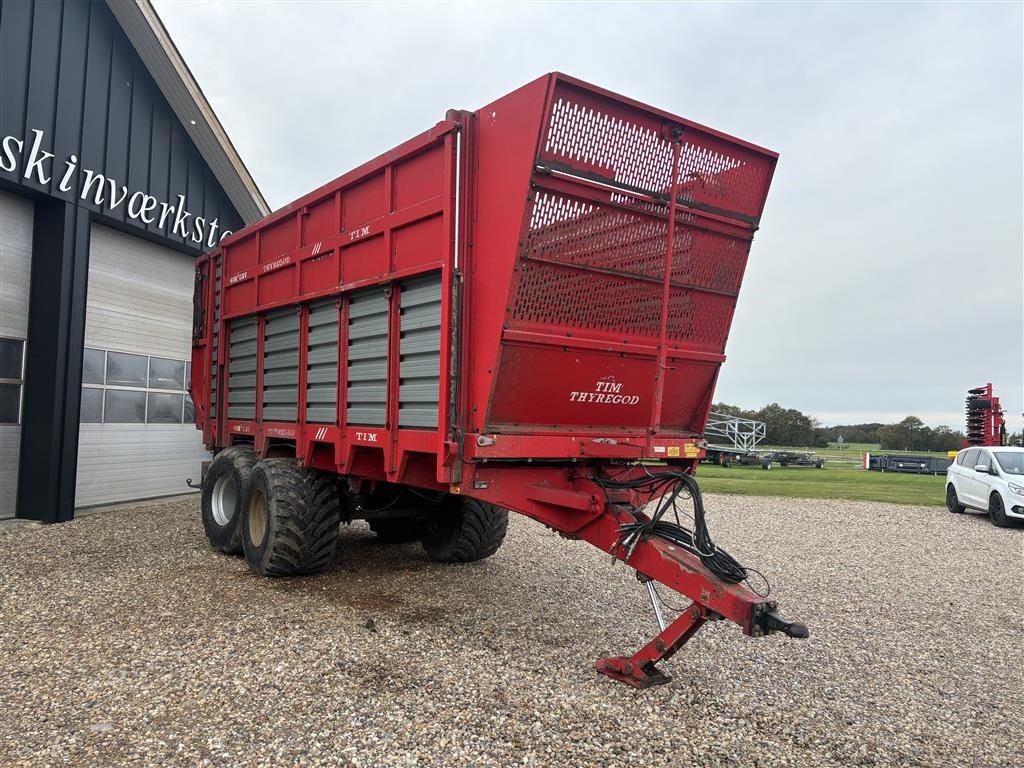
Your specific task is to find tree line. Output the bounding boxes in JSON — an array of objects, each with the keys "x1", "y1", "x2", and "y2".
[{"x1": 711, "y1": 403, "x2": 981, "y2": 452}]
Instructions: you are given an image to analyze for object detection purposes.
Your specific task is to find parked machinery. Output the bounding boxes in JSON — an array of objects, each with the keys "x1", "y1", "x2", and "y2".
[
  {"x1": 190, "y1": 74, "x2": 806, "y2": 687},
  {"x1": 703, "y1": 411, "x2": 767, "y2": 466},
  {"x1": 964, "y1": 384, "x2": 1006, "y2": 447}
]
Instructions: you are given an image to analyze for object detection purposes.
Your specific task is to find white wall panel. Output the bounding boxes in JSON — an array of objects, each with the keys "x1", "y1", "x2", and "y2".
[
  {"x1": 84, "y1": 224, "x2": 195, "y2": 360},
  {"x1": 77, "y1": 224, "x2": 208, "y2": 508},
  {"x1": 75, "y1": 425, "x2": 207, "y2": 507},
  {"x1": 0, "y1": 191, "x2": 33, "y2": 339},
  {"x1": 0, "y1": 191, "x2": 33, "y2": 518}
]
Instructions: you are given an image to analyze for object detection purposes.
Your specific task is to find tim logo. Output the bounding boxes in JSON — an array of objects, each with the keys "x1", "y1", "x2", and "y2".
[
  {"x1": 348, "y1": 225, "x2": 371, "y2": 241},
  {"x1": 355, "y1": 431, "x2": 379, "y2": 443},
  {"x1": 569, "y1": 375, "x2": 640, "y2": 405}
]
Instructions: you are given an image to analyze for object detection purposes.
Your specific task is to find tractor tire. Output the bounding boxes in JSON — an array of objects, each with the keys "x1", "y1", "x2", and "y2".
[
  {"x1": 945, "y1": 484, "x2": 966, "y2": 514},
  {"x1": 201, "y1": 445, "x2": 256, "y2": 555},
  {"x1": 421, "y1": 497, "x2": 509, "y2": 563},
  {"x1": 988, "y1": 492, "x2": 1011, "y2": 528},
  {"x1": 369, "y1": 518, "x2": 421, "y2": 543},
  {"x1": 241, "y1": 460, "x2": 341, "y2": 576}
]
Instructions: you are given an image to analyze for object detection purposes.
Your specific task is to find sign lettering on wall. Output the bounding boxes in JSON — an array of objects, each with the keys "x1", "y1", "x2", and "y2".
[{"x1": 0, "y1": 128, "x2": 232, "y2": 248}]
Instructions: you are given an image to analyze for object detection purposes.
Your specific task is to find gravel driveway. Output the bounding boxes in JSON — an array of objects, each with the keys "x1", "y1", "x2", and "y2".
[{"x1": 1, "y1": 494, "x2": 1021, "y2": 767}]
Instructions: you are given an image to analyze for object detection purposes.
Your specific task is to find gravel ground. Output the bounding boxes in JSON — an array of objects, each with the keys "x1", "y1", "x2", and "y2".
[{"x1": 1, "y1": 494, "x2": 1021, "y2": 768}]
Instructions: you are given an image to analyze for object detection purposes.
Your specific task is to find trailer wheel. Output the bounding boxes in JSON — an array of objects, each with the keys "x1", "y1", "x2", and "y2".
[
  {"x1": 421, "y1": 497, "x2": 509, "y2": 563},
  {"x1": 201, "y1": 445, "x2": 256, "y2": 555},
  {"x1": 369, "y1": 518, "x2": 421, "y2": 543},
  {"x1": 241, "y1": 460, "x2": 341, "y2": 576}
]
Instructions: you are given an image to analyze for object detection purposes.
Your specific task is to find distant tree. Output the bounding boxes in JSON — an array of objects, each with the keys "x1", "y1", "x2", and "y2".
[
  {"x1": 878, "y1": 416, "x2": 948, "y2": 451},
  {"x1": 711, "y1": 402, "x2": 756, "y2": 420},
  {"x1": 755, "y1": 403, "x2": 818, "y2": 447},
  {"x1": 929, "y1": 425, "x2": 965, "y2": 452}
]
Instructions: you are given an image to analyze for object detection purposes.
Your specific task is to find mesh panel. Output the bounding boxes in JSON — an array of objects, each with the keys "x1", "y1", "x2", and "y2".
[
  {"x1": 540, "y1": 88, "x2": 773, "y2": 223},
  {"x1": 210, "y1": 258, "x2": 221, "y2": 410},
  {"x1": 677, "y1": 136, "x2": 770, "y2": 222},
  {"x1": 543, "y1": 98, "x2": 673, "y2": 193},
  {"x1": 510, "y1": 191, "x2": 745, "y2": 349}
]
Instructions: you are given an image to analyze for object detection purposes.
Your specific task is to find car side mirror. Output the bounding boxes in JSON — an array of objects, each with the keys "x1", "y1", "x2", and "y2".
[{"x1": 974, "y1": 463, "x2": 991, "y2": 474}]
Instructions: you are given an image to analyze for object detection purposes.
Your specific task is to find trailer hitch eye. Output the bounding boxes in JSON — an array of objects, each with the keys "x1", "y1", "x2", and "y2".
[{"x1": 759, "y1": 609, "x2": 810, "y2": 639}]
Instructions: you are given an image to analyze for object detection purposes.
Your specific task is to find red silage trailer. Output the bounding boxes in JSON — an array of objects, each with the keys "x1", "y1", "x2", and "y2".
[{"x1": 191, "y1": 73, "x2": 806, "y2": 687}]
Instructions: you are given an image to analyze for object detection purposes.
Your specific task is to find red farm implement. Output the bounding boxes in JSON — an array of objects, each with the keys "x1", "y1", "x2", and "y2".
[
  {"x1": 190, "y1": 73, "x2": 806, "y2": 687},
  {"x1": 964, "y1": 383, "x2": 1007, "y2": 447}
]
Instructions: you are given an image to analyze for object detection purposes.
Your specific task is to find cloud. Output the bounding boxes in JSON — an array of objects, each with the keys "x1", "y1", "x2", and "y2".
[{"x1": 155, "y1": 1, "x2": 1023, "y2": 432}]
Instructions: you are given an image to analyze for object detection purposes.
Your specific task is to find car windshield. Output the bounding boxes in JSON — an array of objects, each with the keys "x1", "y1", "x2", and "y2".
[{"x1": 993, "y1": 452, "x2": 1024, "y2": 475}]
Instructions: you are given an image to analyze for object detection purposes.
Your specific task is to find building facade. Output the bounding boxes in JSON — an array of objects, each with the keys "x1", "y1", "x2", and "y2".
[{"x1": 0, "y1": 0, "x2": 267, "y2": 521}]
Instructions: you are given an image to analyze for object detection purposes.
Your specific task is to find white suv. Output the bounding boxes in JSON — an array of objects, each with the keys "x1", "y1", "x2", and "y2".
[{"x1": 946, "y1": 446, "x2": 1024, "y2": 527}]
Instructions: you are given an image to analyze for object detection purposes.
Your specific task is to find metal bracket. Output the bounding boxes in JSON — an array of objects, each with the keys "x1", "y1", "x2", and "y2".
[{"x1": 596, "y1": 602, "x2": 706, "y2": 688}]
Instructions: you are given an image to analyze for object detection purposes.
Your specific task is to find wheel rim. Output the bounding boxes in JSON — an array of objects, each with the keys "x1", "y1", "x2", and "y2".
[
  {"x1": 211, "y1": 474, "x2": 238, "y2": 527},
  {"x1": 249, "y1": 489, "x2": 267, "y2": 547},
  {"x1": 991, "y1": 495, "x2": 1003, "y2": 519},
  {"x1": 946, "y1": 486, "x2": 956, "y2": 508}
]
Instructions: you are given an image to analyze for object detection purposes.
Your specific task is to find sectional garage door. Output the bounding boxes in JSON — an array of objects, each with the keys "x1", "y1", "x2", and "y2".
[
  {"x1": 0, "y1": 192, "x2": 33, "y2": 519},
  {"x1": 75, "y1": 224, "x2": 209, "y2": 508}
]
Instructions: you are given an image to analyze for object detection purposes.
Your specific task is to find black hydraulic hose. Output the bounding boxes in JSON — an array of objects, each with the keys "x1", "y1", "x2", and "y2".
[{"x1": 593, "y1": 469, "x2": 768, "y2": 594}]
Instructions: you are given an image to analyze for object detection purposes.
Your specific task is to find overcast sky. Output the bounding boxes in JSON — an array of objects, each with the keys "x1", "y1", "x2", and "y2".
[{"x1": 155, "y1": 0, "x2": 1023, "y2": 431}]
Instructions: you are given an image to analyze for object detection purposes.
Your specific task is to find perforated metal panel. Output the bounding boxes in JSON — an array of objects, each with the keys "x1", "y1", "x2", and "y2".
[
  {"x1": 227, "y1": 317, "x2": 257, "y2": 420},
  {"x1": 262, "y1": 309, "x2": 299, "y2": 422},
  {"x1": 398, "y1": 273, "x2": 441, "y2": 428},
  {"x1": 543, "y1": 97, "x2": 673, "y2": 195},
  {"x1": 510, "y1": 188, "x2": 748, "y2": 351},
  {"x1": 540, "y1": 85, "x2": 773, "y2": 224},
  {"x1": 306, "y1": 299, "x2": 338, "y2": 423},
  {"x1": 210, "y1": 258, "x2": 221, "y2": 411},
  {"x1": 346, "y1": 288, "x2": 388, "y2": 426}
]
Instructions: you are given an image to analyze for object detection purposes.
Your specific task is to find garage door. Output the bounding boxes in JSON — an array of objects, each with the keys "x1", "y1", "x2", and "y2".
[
  {"x1": 76, "y1": 224, "x2": 209, "y2": 508},
  {"x1": 0, "y1": 192, "x2": 32, "y2": 519}
]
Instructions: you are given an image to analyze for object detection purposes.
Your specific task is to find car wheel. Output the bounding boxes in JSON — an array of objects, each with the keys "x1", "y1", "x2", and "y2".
[
  {"x1": 988, "y1": 492, "x2": 1011, "y2": 528},
  {"x1": 945, "y1": 484, "x2": 966, "y2": 514}
]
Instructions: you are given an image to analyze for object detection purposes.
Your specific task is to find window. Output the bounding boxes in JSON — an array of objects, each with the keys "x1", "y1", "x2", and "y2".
[
  {"x1": 80, "y1": 347, "x2": 193, "y2": 425},
  {"x1": 962, "y1": 449, "x2": 980, "y2": 468},
  {"x1": 993, "y1": 452, "x2": 1024, "y2": 475},
  {"x1": 82, "y1": 348, "x2": 106, "y2": 385},
  {"x1": 0, "y1": 338, "x2": 23, "y2": 379},
  {"x1": 105, "y1": 351, "x2": 148, "y2": 387},
  {"x1": 104, "y1": 390, "x2": 146, "y2": 423},
  {"x1": 80, "y1": 388, "x2": 103, "y2": 423},
  {"x1": 147, "y1": 392, "x2": 184, "y2": 423},
  {"x1": 149, "y1": 358, "x2": 185, "y2": 390},
  {"x1": 0, "y1": 337, "x2": 25, "y2": 425}
]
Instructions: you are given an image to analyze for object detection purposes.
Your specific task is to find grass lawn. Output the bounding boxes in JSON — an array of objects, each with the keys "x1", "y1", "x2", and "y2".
[{"x1": 695, "y1": 463, "x2": 947, "y2": 506}]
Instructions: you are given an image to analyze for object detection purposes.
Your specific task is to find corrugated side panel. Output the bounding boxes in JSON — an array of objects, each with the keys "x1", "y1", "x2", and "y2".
[
  {"x1": 227, "y1": 317, "x2": 257, "y2": 420},
  {"x1": 263, "y1": 308, "x2": 299, "y2": 422},
  {"x1": 306, "y1": 299, "x2": 338, "y2": 423},
  {"x1": 398, "y1": 273, "x2": 442, "y2": 429},
  {"x1": 346, "y1": 288, "x2": 388, "y2": 426}
]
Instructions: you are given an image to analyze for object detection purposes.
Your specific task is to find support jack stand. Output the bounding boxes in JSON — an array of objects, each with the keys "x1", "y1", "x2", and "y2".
[{"x1": 596, "y1": 602, "x2": 707, "y2": 688}]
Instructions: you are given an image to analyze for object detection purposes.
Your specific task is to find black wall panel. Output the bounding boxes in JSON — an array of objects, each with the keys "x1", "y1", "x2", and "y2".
[
  {"x1": 0, "y1": 0, "x2": 252, "y2": 522},
  {"x1": 0, "y1": 0, "x2": 245, "y2": 252},
  {"x1": 49, "y1": 0, "x2": 90, "y2": 204}
]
